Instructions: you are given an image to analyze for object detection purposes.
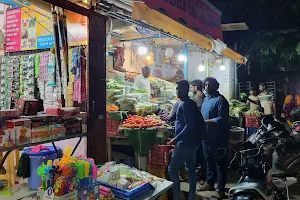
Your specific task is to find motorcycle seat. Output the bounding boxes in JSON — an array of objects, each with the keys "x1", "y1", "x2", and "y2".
[{"x1": 272, "y1": 172, "x2": 299, "y2": 178}]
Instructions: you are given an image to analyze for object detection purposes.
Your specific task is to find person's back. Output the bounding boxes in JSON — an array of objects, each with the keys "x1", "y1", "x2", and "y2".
[{"x1": 175, "y1": 98, "x2": 206, "y2": 146}]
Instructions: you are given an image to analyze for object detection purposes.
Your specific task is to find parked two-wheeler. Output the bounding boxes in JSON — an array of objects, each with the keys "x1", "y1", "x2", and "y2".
[{"x1": 228, "y1": 116, "x2": 300, "y2": 200}]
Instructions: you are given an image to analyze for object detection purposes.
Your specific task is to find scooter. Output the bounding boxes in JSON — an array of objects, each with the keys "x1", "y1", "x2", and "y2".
[{"x1": 228, "y1": 116, "x2": 300, "y2": 200}]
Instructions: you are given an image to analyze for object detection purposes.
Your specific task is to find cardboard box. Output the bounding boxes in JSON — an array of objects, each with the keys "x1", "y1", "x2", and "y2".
[
  {"x1": 16, "y1": 99, "x2": 40, "y2": 116},
  {"x1": 51, "y1": 127, "x2": 66, "y2": 139},
  {"x1": 0, "y1": 109, "x2": 20, "y2": 129},
  {"x1": 31, "y1": 129, "x2": 51, "y2": 143},
  {"x1": 64, "y1": 119, "x2": 82, "y2": 135},
  {"x1": 46, "y1": 108, "x2": 60, "y2": 115},
  {"x1": 60, "y1": 107, "x2": 80, "y2": 119},
  {"x1": 6, "y1": 118, "x2": 31, "y2": 145},
  {"x1": 0, "y1": 129, "x2": 16, "y2": 148}
]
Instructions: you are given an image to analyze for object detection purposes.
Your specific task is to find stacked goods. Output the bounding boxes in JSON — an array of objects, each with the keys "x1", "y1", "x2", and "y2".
[
  {"x1": 122, "y1": 115, "x2": 164, "y2": 128},
  {"x1": 100, "y1": 186, "x2": 114, "y2": 200},
  {"x1": 36, "y1": 146, "x2": 99, "y2": 200},
  {"x1": 25, "y1": 115, "x2": 66, "y2": 142}
]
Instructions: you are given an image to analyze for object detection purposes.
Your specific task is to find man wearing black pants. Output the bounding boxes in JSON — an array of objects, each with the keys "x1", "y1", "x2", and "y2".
[{"x1": 199, "y1": 77, "x2": 230, "y2": 199}]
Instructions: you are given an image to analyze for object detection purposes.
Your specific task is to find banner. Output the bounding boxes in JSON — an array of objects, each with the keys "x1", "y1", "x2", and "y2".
[
  {"x1": 6, "y1": 5, "x2": 87, "y2": 52},
  {"x1": 143, "y1": 0, "x2": 223, "y2": 40}
]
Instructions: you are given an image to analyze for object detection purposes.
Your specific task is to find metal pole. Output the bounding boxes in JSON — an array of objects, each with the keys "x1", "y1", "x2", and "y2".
[
  {"x1": 234, "y1": 41, "x2": 238, "y2": 99},
  {"x1": 183, "y1": 43, "x2": 188, "y2": 79}
]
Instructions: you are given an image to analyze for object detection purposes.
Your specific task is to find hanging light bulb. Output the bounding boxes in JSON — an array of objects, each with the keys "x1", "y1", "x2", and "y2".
[
  {"x1": 198, "y1": 64, "x2": 205, "y2": 72},
  {"x1": 220, "y1": 64, "x2": 226, "y2": 71},
  {"x1": 146, "y1": 55, "x2": 151, "y2": 60},
  {"x1": 177, "y1": 54, "x2": 185, "y2": 62},
  {"x1": 138, "y1": 46, "x2": 148, "y2": 55}
]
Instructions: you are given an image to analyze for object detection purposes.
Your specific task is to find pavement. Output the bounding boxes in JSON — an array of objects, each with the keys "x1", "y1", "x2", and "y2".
[{"x1": 179, "y1": 170, "x2": 300, "y2": 199}]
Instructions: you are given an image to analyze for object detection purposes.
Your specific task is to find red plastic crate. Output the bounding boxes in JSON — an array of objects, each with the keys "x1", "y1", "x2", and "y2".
[
  {"x1": 147, "y1": 145, "x2": 172, "y2": 166},
  {"x1": 245, "y1": 116, "x2": 260, "y2": 128},
  {"x1": 106, "y1": 113, "x2": 121, "y2": 136}
]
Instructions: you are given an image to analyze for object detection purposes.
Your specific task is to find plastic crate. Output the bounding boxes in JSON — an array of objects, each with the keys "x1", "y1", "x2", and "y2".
[
  {"x1": 147, "y1": 145, "x2": 171, "y2": 166},
  {"x1": 99, "y1": 182, "x2": 151, "y2": 200},
  {"x1": 106, "y1": 113, "x2": 121, "y2": 136},
  {"x1": 245, "y1": 116, "x2": 260, "y2": 128},
  {"x1": 246, "y1": 127, "x2": 258, "y2": 138}
]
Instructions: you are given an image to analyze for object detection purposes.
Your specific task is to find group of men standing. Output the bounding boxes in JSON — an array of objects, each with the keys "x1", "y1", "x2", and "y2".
[{"x1": 168, "y1": 78, "x2": 230, "y2": 200}]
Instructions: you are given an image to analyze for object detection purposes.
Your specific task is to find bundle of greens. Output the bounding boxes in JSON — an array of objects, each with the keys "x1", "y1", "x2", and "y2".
[{"x1": 229, "y1": 99, "x2": 249, "y2": 118}]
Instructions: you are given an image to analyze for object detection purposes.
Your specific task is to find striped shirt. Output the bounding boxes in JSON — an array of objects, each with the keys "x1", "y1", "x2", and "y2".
[{"x1": 258, "y1": 92, "x2": 275, "y2": 115}]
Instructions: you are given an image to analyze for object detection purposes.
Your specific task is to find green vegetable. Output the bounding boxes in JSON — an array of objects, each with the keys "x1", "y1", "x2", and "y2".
[{"x1": 240, "y1": 92, "x2": 248, "y2": 101}]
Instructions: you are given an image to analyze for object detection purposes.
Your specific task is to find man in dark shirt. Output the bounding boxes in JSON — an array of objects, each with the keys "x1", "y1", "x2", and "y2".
[
  {"x1": 168, "y1": 80, "x2": 206, "y2": 200},
  {"x1": 199, "y1": 77, "x2": 229, "y2": 199}
]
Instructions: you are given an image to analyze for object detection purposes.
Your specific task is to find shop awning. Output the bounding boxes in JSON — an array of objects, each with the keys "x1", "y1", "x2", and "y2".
[{"x1": 132, "y1": 2, "x2": 247, "y2": 65}]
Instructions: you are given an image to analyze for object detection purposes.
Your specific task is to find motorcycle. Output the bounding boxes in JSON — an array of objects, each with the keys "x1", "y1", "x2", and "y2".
[{"x1": 228, "y1": 116, "x2": 300, "y2": 200}]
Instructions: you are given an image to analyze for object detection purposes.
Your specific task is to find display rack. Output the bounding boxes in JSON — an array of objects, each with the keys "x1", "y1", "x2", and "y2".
[{"x1": 0, "y1": 133, "x2": 87, "y2": 170}]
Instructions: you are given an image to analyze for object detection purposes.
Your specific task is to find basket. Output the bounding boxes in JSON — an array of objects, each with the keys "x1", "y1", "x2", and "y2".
[
  {"x1": 147, "y1": 145, "x2": 172, "y2": 166},
  {"x1": 147, "y1": 164, "x2": 168, "y2": 179},
  {"x1": 245, "y1": 116, "x2": 260, "y2": 128},
  {"x1": 99, "y1": 182, "x2": 151, "y2": 200},
  {"x1": 106, "y1": 113, "x2": 121, "y2": 136}
]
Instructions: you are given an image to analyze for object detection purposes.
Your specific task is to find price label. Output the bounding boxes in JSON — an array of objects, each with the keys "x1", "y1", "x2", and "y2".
[{"x1": 43, "y1": 188, "x2": 54, "y2": 200}]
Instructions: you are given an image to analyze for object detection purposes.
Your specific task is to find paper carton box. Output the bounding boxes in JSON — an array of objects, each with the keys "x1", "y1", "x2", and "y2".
[
  {"x1": 0, "y1": 129, "x2": 16, "y2": 148},
  {"x1": 6, "y1": 118, "x2": 31, "y2": 145},
  {"x1": 16, "y1": 99, "x2": 40, "y2": 116}
]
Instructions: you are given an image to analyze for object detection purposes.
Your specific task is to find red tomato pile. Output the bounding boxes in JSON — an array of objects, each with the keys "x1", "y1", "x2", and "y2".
[{"x1": 122, "y1": 115, "x2": 163, "y2": 128}]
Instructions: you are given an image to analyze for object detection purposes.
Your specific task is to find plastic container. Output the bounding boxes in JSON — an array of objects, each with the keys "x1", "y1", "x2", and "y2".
[
  {"x1": 23, "y1": 146, "x2": 61, "y2": 190},
  {"x1": 100, "y1": 182, "x2": 151, "y2": 200},
  {"x1": 106, "y1": 113, "x2": 120, "y2": 136},
  {"x1": 147, "y1": 145, "x2": 171, "y2": 166}
]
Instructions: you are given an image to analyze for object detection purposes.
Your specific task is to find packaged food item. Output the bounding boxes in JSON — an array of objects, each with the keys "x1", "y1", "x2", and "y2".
[
  {"x1": 59, "y1": 107, "x2": 80, "y2": 119},
  {"x1": 6, "y1": 118, "x2": 31, "y2": 145},
  {"x1": 64, "y1": 119, "x2": 82, "y2": 135},
  {"x1": 0, "y1": 128, "x2": 16, "y2": 148},
  {"x1": 46, "y1": 108, "x2": 60, "y2": 115}
]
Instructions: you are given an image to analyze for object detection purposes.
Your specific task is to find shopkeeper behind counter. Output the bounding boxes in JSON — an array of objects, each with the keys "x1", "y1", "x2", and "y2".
[{"x1": 133, "y1": 66, "x2": 151, "y2": 93}]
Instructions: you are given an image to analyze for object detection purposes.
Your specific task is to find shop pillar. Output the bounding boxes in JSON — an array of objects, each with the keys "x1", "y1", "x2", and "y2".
[{"x1": 87, "y1": 13, "x2": 107, "y2": 164}]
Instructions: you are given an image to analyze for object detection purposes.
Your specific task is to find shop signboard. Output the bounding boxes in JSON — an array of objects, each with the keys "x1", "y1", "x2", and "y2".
[
  {"x1": 6, "y1": 5, "x2": 88, "y2": 52},
  {"x1": 143, "y1": 0, "x2": 223, "y2": 40}
]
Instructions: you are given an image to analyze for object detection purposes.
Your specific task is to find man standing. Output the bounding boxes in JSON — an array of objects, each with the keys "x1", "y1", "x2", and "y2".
[
  {"x1": 133, "y1": 66, "x2": 151, "y2": 93},
  {"x1": 168, "y1": 80, "x2": 206, "y2": 200},
  {"x1": 190, "y1": 79, "x2": 204, "y2": 109},
  {"x1": 259, "y1": 83, "x2": 276, "y2": 117},
  {"x1": 199, "y1": 77, "x2": 229, "y2": 199}
]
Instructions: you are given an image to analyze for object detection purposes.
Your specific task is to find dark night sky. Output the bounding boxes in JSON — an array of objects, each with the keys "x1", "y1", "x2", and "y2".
[{"x1": 209, "y1": 0, "x2": 300, "y2": 48}]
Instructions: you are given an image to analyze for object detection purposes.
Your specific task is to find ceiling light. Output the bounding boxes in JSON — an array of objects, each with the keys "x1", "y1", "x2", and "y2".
[
  {"x1": 198, "y1": 64, "x2": 205, "y2": 72},
  {"x1": 146, "y1": 55, "x2": 151, "y2": 60},
  {"x1": 220, "y1": 65, "x2": 226, "y2": 71},
  {"x1": 177, "y1": 54, "x2": 185, "y2": 62},
  {"x1": 138, "y1": 46, "x2": 147, "y2": 55}
]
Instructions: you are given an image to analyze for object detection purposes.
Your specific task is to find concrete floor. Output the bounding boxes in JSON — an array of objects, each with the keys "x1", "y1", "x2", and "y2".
[{"x1": 179, "y1": 170, "x2": 300, "y2": 200}]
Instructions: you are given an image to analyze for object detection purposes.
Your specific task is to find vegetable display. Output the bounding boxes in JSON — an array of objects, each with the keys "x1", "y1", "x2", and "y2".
[
  {"x1": 229, "y1": 99, "x2": 249, "y2": 118},
  {"x1": 122, "y1": 114, "x2": 164, "y2": 128},
  {"x1": 107, "y1": 79, "x2": 125, "y2": 90},
  {"x1": 106, "y1": 106, "x2": 119, "y2": 112},
  {"x1": 158, "y1": 110, "x2": 170, "y2": 122},
  {"x1": 136, "y1": 103, "x2": 158, "y2": 116},
  {"x1": 245, "y1": 109, "x2": 263, "y2": 117},
  {"x1": 118, "y1": 98, "x2": 136, "y2": 112}
]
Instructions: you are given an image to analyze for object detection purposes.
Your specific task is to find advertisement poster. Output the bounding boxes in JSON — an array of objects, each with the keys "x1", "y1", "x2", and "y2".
[
  {"x1": 6, "y1": 5, "x2": 88, "y2": 52},
  {"x1": 6, "y1": 8, "x2": 21, "y2": 52}
]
